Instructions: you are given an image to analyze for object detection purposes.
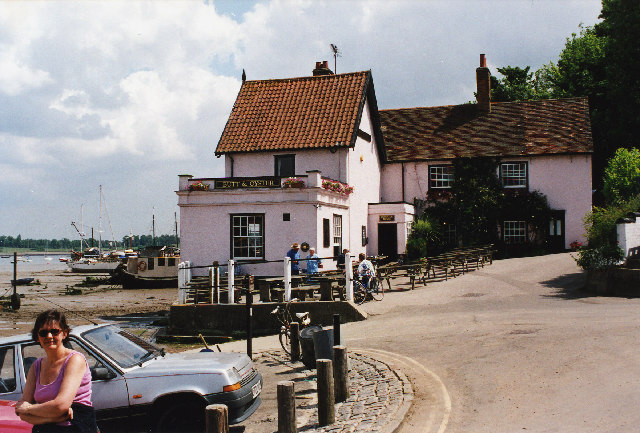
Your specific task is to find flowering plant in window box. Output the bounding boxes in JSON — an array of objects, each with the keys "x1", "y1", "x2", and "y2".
[
  {"x1": 188, "y1": 182, "x2": 210, "y2": 191},
  {"x1": 321, "y1": 179, "x2": 354, "y2": 196},
  {"x1": 282, "y1": 177, "x2": 305, "y2": 188}
]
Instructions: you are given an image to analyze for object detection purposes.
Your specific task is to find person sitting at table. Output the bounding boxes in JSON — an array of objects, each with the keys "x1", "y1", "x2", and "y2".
[
  {"x1": 286, "y1": 243, "x2": 301, "y2": 275},
  {"x1": 356, "y1": 253, "x2": 375, "y2": 288},
  {"x1": 306, "y1": 247, "x2": 322, "y2": 274}
]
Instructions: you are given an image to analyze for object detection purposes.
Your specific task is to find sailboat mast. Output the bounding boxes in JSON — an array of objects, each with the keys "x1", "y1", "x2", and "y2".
[
  {"x1": 98, "y1": 185, "x2": 103, "y2": 254},
  {"x1": 152, "y1": 207, "x2": 156, "y2": 247},
  {"x1": 174, "y1": 211, "x2": 179, "y2": 248}
]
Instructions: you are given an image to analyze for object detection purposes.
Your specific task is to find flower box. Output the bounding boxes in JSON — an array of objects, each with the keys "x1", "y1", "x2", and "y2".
[
  {"x1": 282, "y1": 177, "x2": 305, "y2": 188},
  {"x1": 321, "y1": 180, "x2": 354, "y2": 196},
  {"x1": 188, "y1": 182, "x2": 210, "y2": 191}
]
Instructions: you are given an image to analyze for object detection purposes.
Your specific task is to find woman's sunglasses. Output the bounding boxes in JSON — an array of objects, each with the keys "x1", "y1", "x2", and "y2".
[{"x1": 38, "y1": 328, "x2": 62, "y2": 337}]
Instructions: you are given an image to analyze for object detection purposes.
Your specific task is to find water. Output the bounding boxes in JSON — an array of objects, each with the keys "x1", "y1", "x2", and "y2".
[{"x1": 0, "y1": 253, "x2": 70, "y2": 273}]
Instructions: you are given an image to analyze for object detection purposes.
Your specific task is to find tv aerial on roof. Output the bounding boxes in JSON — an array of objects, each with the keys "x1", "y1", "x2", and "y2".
[{"x1": 330, "y1": 44, "x2": 341, "y2": 73}]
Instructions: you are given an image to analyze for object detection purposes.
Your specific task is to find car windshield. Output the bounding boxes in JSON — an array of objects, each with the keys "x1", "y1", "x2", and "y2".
[{"x1": 81, "y1": 325, "x2": 160, "y2": 369}]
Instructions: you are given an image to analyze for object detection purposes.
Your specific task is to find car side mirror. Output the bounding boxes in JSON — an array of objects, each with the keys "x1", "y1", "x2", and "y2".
[{"x1": 92, "y1": 367, "x2": 116, "y2": 381}]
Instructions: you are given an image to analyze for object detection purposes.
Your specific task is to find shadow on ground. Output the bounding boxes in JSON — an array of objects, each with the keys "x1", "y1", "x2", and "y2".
[{"x1": 540, "y1": 272, "x2": 592, "y2": 300}]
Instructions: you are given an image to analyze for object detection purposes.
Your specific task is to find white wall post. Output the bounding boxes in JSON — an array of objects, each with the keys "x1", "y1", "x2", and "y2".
[
  {"x1": 228, "y1": 260, "x2": 235, "y2": 304},
  {"x1": 178, "y1": 261, "x2": 191, "y2": 304},
  {"x1": 345, "y1": 253, "x2": 353, "y2": 301},
  {"x1": 284, "y1": 256, "x2": 292, "y2": 302}
]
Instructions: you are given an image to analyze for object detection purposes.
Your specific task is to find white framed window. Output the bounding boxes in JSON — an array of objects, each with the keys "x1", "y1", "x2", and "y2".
[
  {"x1": 503, "y1": 221, "x2": 526, "y2": 244},
  {"x1": 429, "y1": 165, "x2": 454, "y2": 189},
  {"x1": 231, "y1": 214, "x2": 264, "y2": 259},
  {"x1": 501, "y1": 162, "x2": 528, "y2": 188},
  {"x1": 444, "y1": 222, "x2": 457, "y2": 247},
  {"x1": 333, "y1": 214, "x2": 342, "y2": 257}
]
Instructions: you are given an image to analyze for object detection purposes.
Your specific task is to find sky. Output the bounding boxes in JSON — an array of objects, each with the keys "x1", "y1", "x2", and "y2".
[{"x1": 0, "y1": 0, "x2": 603, "y2": 242}]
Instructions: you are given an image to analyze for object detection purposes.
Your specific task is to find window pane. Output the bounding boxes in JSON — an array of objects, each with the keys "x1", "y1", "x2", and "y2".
[
  {"x1": 501, "y1": 162, "x2": 527, "y2": 188},
  {"x1": 0, "y1": 346, "x2": 16, "y2": 392},
  {"x1": 429, "y1": 165, "x2": 454, "y2": 188},
  {"x1": 231, "y1": 215, "x2": 264, "y2": 259},
  {"x1": 504, "y1": 221, "x2": 526, "y2": 244},
  {"x1": 275, "y1": 155, "x2": 295, "y2": 177}
]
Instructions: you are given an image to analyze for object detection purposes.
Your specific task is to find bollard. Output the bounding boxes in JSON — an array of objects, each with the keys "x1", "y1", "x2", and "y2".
[
  {"x1": 205, "y1": 404, "x2": 229, "y2": 433},
  {"x1": 333, "y1": 346, "x2": 350, "y2": 402},
  {"x1": 316, "y1": 359, "x2": 335, "y2": 426},
  {"x1": 290, "y1": 322, "x2": 300, "y2": 362},
  {"x1": 277, "y1": 381, "x2": 297, "y2": 433},
  {"x1": 333, "y1": 314, "x2": 340, "y2": 345}
]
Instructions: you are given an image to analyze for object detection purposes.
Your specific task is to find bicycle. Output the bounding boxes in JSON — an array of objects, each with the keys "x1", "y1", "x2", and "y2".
[
  {"x1": 353, "y1": 276, "x2": 384, "y2": 305},
  {"x1": 270, "y1": 298, "x2": 311, "y2": 354}
]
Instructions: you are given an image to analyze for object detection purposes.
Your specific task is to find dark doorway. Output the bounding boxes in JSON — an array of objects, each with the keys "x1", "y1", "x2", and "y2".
[
  {"x1": 548, "y1": 210, "x2": 566, "y2": 253},
  {"x1": 378, "y1": 223, "x2": 398, "y2": 260}
]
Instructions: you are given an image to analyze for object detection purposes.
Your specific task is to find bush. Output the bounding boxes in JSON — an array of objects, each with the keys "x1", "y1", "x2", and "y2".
[
  {"x1": 406, "y1": 217, "x2": 443, "y2": 259},
  {"x1": 574, "y1": 193, "x2": 640, "y2": 270},
  {"x1": 603, "y1": 147, "x2": 640, "y2": 205}
]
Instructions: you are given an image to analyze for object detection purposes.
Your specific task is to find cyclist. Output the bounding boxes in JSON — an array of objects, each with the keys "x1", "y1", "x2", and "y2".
[{"x1": 356, "y1": 253, "x2": 375, "y2": 288}]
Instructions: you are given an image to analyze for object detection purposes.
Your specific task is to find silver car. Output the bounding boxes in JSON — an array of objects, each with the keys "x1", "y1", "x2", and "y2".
[{"x1": 0, "y1": 324, "x2": 262, "y2": 432}]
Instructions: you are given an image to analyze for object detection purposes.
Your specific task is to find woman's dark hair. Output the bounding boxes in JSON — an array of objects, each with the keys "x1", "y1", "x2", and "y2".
[
  {"x1": 31, "y1": 309, "x2": 71, "y2": 343},
  {"x1": 359, "y1": 253, "x2": 366, "y2": 261}
]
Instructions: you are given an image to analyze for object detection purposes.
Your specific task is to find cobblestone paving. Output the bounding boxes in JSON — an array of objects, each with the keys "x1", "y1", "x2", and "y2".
[{"x1": 261, "y1": 350, "x2": 413, "y2": 433}]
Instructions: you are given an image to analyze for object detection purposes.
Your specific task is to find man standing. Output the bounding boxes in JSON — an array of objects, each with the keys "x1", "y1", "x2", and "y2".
[
  {"x1": 287, "y1": 243, "x2": 301, "y2": 275},
  {"x1": 306, "y1": 247, "x2": 322, "y2": 274}
]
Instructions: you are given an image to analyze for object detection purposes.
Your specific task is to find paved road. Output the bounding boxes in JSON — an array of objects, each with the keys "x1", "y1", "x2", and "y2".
[{"x1": 343, "y1": 252, "x2": 640, "y2": 432}]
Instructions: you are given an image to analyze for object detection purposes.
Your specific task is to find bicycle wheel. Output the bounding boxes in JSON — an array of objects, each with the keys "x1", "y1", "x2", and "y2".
[
  {"x1": 279, "y1": 326, "x2": 291, "y2": 355},
  {"x1": 370, "y1": 278, "x2": 384, "y2": 301},
  {"x1": 353, "y1": 281, "x2": 366, "y2": 305}
]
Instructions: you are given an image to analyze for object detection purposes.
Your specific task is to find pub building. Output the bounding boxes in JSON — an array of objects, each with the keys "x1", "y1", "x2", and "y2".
[{"x1": 177, "y1": 57, "x2": 593, "y2": 276}]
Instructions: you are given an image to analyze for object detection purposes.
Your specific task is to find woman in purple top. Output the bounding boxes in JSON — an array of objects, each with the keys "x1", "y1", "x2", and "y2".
[{"x1": 15, "y1": 310, "x2": 98, "y2": 433}]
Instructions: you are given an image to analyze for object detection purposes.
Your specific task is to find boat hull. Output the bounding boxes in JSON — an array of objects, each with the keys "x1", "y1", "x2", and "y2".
[
  {"x1": 116, "y1": 269, "x2": 178, "y2": 290},
  {"x1": 69, "y1": 261, "x2": 120, "y2": 273}
]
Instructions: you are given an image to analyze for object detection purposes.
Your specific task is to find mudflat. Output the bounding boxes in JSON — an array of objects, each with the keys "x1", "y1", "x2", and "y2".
[{"x1": 0, "y1": 268, "x2": 176, "y2": 337}]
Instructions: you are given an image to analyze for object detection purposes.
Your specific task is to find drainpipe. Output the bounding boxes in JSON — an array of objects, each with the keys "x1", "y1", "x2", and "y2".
[{"x1": 401, "y1": 163, "x2": 405, "y2": 203}]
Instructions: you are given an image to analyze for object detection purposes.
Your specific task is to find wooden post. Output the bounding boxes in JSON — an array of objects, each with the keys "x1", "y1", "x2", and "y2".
[
  {"x1": 245, "y1": 275, "x2": 253, "y2": 360},
  {"x1": 333, "y1": 346, "x2": 350, "y2": 402},
  {"x1": 212, "y1": 261, "x2": 220, "y2": 303},
  {"x1": 290, "y1": 322, "x2": 300, "y2": 362},
  {"x1": 316, "y1": 359, "x2": 335, "y2": 426},
  {"x1": 277, "y1": 381, "x2": 297, "y2": 433},
  {"x1": 11, "y1": 252, "x2": 20, "y2": 310},
  {"x1": 205, "y1": 404, "x2": 228, "y2": 433},
  {"x1": 333, "y1": 314, "x2": 340, "y2": 345}
]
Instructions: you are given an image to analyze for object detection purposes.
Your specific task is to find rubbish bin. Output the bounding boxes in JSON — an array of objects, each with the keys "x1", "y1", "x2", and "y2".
[
  {"x1": 312, "y1": 328, "x2": 334, "y2": 362},
  {"x1": 300, "y1": 325, "x2": 323, "y2": 369}
]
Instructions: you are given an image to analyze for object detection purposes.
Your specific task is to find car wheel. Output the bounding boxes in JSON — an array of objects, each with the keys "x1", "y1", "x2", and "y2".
[{"x1": 153, "y1": 396, "x2": 206, "y2": 433}]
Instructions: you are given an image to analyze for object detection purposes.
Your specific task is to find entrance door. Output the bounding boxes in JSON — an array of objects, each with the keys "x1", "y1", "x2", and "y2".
[
  {"x1": 378, "y1": 224, "x2": 398, "y2": 260},
  {"x1": 548, "y1": 210, "x2": 565, "y2": 253}
]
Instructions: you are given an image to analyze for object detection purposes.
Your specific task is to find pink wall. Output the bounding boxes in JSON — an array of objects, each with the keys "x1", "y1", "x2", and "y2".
[{"x1": 383, "y1": 154, "x2": 592, "y2": 249}]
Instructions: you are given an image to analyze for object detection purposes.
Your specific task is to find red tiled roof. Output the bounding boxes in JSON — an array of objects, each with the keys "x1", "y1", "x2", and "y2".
[
  {"x1": 215, "y1": 71, "x2": 371, "y2": 154},
  {"x1": 379, "y1": 97, "x2": 594, "y2": 162}
]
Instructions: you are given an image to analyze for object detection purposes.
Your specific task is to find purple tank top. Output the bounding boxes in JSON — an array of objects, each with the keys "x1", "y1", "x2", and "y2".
[{"x1": 34, "y1": 351, "x2": 93, "y2": 425}]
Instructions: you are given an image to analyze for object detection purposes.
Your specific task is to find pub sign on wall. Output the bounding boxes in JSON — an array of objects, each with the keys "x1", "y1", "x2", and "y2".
[{"x1": 379, "y1": 215, "x2": 395, "y2": 222}]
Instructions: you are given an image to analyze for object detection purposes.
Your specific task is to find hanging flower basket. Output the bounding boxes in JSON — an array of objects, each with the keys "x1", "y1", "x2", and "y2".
[
  {"x1": 321, "y1": 179, "x2": 354, "y2": 196},
  {"x1": 188, "y1": 182, "x2": 210, "y2": 191},
  {"x1": 282, "y1": 177, "x2": 305, "y2": 188}
]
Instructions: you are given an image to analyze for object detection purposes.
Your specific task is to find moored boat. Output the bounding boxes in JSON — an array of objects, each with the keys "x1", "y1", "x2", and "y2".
[
  {"x1": 68, "y1": 247, "x2": 122, "y2": 273},
  {"x1": 113, "y1": 246, "x2": 179, "y2": 289}
]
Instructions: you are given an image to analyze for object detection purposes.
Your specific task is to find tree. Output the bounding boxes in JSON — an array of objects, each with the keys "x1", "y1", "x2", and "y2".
[
  {"x1": 490, "y1": 66, "x2": 551, "y2": 102},
  {"x1": 603, "y1": 147, "x2": 640, "y2": 204}
]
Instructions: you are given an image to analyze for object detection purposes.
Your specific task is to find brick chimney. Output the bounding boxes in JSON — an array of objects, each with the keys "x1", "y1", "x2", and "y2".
[
  {"x1": 476, "y1": 54, "x2": 491, "y2": 113},
  {"x1": 312, "y1": 60, "x2": 334, "y2": 76}
]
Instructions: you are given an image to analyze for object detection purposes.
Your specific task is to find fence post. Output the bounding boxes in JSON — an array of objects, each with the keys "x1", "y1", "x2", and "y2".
[
  {"x1": 317, "y1": 359, "x2": 335, "y2": 426},
  {"x1": 212, "y1": 262, "x2": 220, "y2": 303},
  {"x1": 205, "y1": 404, "x2": 229, "y2": 433},
  {"x1": 290, "y1": 322, "x2": 300, "y2": 362},
  {"x1": 178, "y1": 261, "x2": 187, "y2": 304},
  {"x1": 245, "y1": 275, "x2": 253, "y2": 360},
  {"x1": 345, "y1": 254, "x2": 353, "y2": 301},
  {"x1": 227, "y1": 260, "x2": 235, "y2": 304},
  {"x1": 283, "y1": 256, "x2": 292, "y2": 302},
  {"x1": 333, "y1": 314, "x2": 341, "y2": 346},
  {"x1": 333, "y1": 346, "x2": 350, "y2": 402},
  {"x1": 277, "y1": 381, "x2": 297, "y2": 433}
]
